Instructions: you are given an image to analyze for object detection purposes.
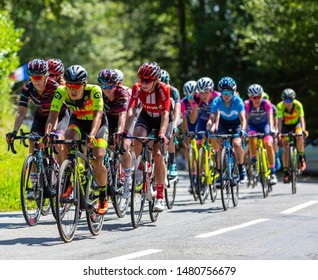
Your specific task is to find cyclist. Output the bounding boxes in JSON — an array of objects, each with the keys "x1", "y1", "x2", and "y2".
[
  {"x1": 207, "y1": 76, "x2": 247, "y2": 184},
  {"x1": 277, "y1": 88, "x2": 307, "y2": 183},
  {"x1": 161, "y1": 69, "x2": 181, "y2": 178},
  {"x1": 6, "y1": 59, "x2": 69, "y2": 198},
  {"x1": 114, "y1": 68, "x2": 132, "y2": 97},
  {"x1": 181, "y1": 80, "x2": 197, "y2": 138},
  {"x1": 122, "y1": 61, "x2": 172, "y2": 212},
  {"x1": 97, "y1": 68, "x2": 132, "y2": 198},
  {"x1": 45, "y1": 65, "x2": 109, "y2": 215},
  {"x1": 190, "y1": 77, "x2": 220, "y2": 150},
  {"x1": 47, "y1": 58, "x2": 66, "y2": 85},
  {"x1": 244, "y1": 84, "x2": 277, "y2": 184},
  {"x1": 262, "y1": 91, "x2": 281, "y2": 171}
]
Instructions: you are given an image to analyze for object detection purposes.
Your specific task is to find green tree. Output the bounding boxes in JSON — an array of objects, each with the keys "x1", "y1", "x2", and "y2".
[{"x1": 0, "y1": 11, "x2": 23, "y2": 127}]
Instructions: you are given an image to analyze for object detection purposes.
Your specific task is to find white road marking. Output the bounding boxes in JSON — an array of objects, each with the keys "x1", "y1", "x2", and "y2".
[
  {"x1": 195, "y1": 219, "x2": 270, "y2": 238},
  {"x1": 280, "y1": 200, "x2": 318, "y2": 214},
  {"x1": 106, "y1": 249, "x2": 162, "y2": 260}
]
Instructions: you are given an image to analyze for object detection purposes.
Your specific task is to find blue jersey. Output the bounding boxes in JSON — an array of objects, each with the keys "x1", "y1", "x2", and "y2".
[{"x1": 211, "y1": 95, "x2": 245, "y2": 126}]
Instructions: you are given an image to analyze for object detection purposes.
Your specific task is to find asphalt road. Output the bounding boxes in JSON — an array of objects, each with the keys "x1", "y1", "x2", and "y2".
[{"x1": 1, "y1": 171, "x2": 318, "y2": 262}]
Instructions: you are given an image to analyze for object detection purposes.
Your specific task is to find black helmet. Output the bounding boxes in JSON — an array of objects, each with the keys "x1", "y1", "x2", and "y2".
[
  {"x1": 64, "y1": 65, "x2": 88, "y2": 84},
  {"x1": 281, "y1": 88, "x2": 296, "y2": 100},
  {"x1": 26, "y1": 59, "x2": 48, "y2": 76}
]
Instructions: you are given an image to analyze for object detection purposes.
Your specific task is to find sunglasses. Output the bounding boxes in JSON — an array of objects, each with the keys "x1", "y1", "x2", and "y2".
[
  {"x1": 221, "y1": 90, "x2": 234, "y2": 96},
  {"x1": 140, "y1": 78, "x2": 154, "y2": 84},
  {"x1": 30, "y1": 75, "x2": 46, "y2": 81},
  {"x1": 66, "y1": 83, "x2": 83, "y2": 90},
  {"x1": 101, "y1": 84, "x2": 115, "y2": 90},
  {"x1": 252, "y1": 96, "x2": 261, "y2": 100},
  {"x1": 284, "y1": 99, "x2": 293, "y2": 103}
]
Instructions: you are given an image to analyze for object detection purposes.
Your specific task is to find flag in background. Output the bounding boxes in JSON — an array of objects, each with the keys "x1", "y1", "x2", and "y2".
[{"x1": 9, "y1": 64, "x2": 29, "y2": 83}]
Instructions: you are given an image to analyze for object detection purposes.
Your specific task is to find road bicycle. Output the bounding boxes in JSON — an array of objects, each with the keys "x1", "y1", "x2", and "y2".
[
  {"x1": 216, "y1": 134, "x2": 240, "y2": 211},
  {"x1": 7, "y1": 129, "x2": 58, "y2": 226},
  {"x1": 197, "y1": 131, "x2": 218, "y2": 204},
  {"x1": 128, "y1": 132, "x2": 163, "y2": 228},
  {"x1": 104, "y1": 135, "x2": 130, "y2": 218},
  {"x1": 54, "y1": 139, "x2": 104, "y2": 242},
  {"x1": 246, "y1": 133, "x2": 272, "y2": 198},
  {"x1": 184, "y1": 131, "x2": 199, "y2": 201},
  {"x1": 281, "y1": 132, "x2": 303, "y2": 194}
]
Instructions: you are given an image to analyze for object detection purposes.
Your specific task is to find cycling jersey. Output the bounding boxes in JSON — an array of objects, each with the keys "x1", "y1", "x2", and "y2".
[
  {"x1": 51, "y1": 84, "x2": 104, "y2": 120},
  {"x1": 276, "y1": 99, "x2": 304, "y2": 125},
  {"x1": 103, "y1": 85, "x2": 129, "y2": 117},
  {"x1": 181, "y1": 97, "x2": 197, "y2": 132},
  {"x1": 129, "y1": 82, "x2": 171, "y2": 118},
  {"x1": 211, "y1": 94, "x2": 245, "y2": 128},
  {"x1": 245, "y1": 99, "x2": 272, "y2": 126},
  {"x1": 19, "y1": 78, "x2": 67, "y2": 117}
]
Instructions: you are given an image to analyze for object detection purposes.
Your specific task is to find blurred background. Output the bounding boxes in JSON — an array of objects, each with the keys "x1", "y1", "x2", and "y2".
[{"x1": 0, "y1": 0, "x2": 317, "y2": 174}]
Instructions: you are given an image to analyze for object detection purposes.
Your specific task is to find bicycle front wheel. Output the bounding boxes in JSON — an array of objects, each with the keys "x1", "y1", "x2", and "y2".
[
  {"x1": 165, "y1": 177, "x2": 177, "y2": 209},
  {"x1": 197, "y1": 147, "x2": 209, "y2": 204},
  {"x1": 231, "y1": 150, "x2": 239, "y2": 207},
  {"x1": 149, "y1": 179, "x2": 160, "y2": 222},
  {"x1": 209, "y1": 153, "x2": 218, "y2": 203},
  {"x1": 56, "y1": 159, "x2": 79, "y2": 243},
  {"x1": 20, "y1": 154, "x2": 43, "y2": 226},
  {"x1": 188, "y1": 147, "x2": 198, "y2": 201},
  {"x1": 258, "y1": 148, "x2": 268, "y2": 198},
  {"x1": 290, "y1": 145, "x2": 297, "y2": 194},
  {"x1": 130, "y1": 156, "x2": 146, "y2": 228},
  {"x1": 220, "y1": 149, "x2": 230, "y2": 211}
]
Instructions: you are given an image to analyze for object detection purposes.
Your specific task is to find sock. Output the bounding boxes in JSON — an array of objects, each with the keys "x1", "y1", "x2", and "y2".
[
  {"x1": 156, "y1": 184, "x2": 164, "y2": 199},
  {"x1": 169, "y1": 153, "x2": 175, "y2": 166},
  {"x1": 270, "y1": 168, "x2": 276, "y2": 175},
  {"x1": 30, "y1": 173, "x2": 37, "y2": 186},
  {"x1": 99, "y1": 186, "x2": 106, "y2": 200},
  {"x1": 124, "y1": 168, "x2": 131, "y2": 180}
]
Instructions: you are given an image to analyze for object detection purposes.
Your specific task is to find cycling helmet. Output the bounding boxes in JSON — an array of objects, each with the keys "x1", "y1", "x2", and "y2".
[
  {"x1": 160, "y1": 69, "x2": 170, "y2": 84},
  {"x1": 64, "y1": 65, "x2": 88, "y2": 84},
  {"x1": 247, "y1": 84, "x2": 264, "y2": 97},
  {"x1": 218, "y1": 76, "x2": 237, "y2": 92},
  {"x1": 196, "y1": 77, "x2": 214, "y2": 92},
  {"x1": 114, "y1": 69, "x2": 124, "y2": 82},
  {"x1": 47, "y1": 58, "x2": 64, "y2": 75},
  {"x1": 97, "y1": 68, "x2": 119, "y2": 84},
  {"x1": 183, "y1": 80, "x2": 197, "y2": 97},
  {"x1": 137, "y1": 61, "x2": 161, "y2": 80},
  {"x1": 281, "y1": 88, "x2": 296, "y2": 100},
  {"x1": 26, "y1": 59, "x2": 48, "y2": 76}
]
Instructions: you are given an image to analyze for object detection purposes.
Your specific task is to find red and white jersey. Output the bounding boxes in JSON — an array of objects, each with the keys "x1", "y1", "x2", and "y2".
[{"x1": 129, "y1": 82, "x2": 171, "y2": 118}]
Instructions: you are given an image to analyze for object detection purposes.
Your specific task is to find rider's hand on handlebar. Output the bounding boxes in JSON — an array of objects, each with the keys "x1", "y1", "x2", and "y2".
[
  {"x1": 6, "y1": 130, "x2": 17, "y2": 144},
  {"x1": 158, "y1": 132, "x2": 169, "y2": 146},
  {"x1": 240, "y1": 128, "x2": 247, "y2": 138},
  {"x1": 87, "y1": 134, "x2": 97, "y2": 147}
]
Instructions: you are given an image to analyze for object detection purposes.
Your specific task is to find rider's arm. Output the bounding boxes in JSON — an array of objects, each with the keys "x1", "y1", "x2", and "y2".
[
  {"x1": 206, "y1": 112, "x2": 215, "y2": 131},
  {"x1": 173, "y1": 102, "x2": 181, "y2": 128},
  {"x1": 239, "y1": 111, "x2": 247, "y2": 130},
  {"x1": 45, "y1": 111, "x2": 59, "y2": 135},
  {"x1": 189, "y1": 103, "x2": 198, "y2": 124},
  {"x1": 89, "y1": 110, "x2": 103, "y2": 137},
  {"x1": 159, "y1": 110, "x2": 169, "y2": 135},
  {"x1": 12, "y1": 106, "x2": 27, "y2": 133},
  {"x1": 300, "y1": 116, "x2": 306, "y2": 131},
  {"x1": 117, "y1": 111, "x2": 127, "y2": 133}
]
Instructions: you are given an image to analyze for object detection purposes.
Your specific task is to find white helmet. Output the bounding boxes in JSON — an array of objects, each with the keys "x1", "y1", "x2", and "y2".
[
  {"x1": 247, "y1": 84, "x2": 264, "y2": 97},
  {"x1": 196, "y1": 77, "x2": 214, "y2": 92},
  {"x1": 183, "y1": 80, "x2": 197, "y2": 98},
  {"x1": 114, "y1": 69, "x2": 124, "y2": 82}
]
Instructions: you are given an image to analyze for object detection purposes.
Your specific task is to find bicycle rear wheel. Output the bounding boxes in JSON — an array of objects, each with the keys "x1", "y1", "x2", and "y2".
[
  {"x1": 220, "y1": 149, "x2": 230, "y2": 211},
  {"x1": 78, "y1": 155, "x2": 104, "y2": 236},
  {"x1": 20, "y1": 154, "x2": 43, "y2": 226},
  {"x1": 290, "y1": 146, "x2": 297, "y2": 194},
  {"x1": 258, "y1": 148, "x2": 268, "y2": 198},
  {"x1": 209, "y1": 154, "x2": 217, "y2": 203},
  {"x1": 130, "y1": 156, "x2": 146, "y2": 228},
  {"x1": 48, "y1": 157, "x2": 59, "y2": 220},
  {"x1": 112, "y1": 162, "x2": 129, "y2": 218},
  {"x1": 188, "y1": 147, "x2": 198, "y2": 201},
  {"x1": 56, "y1": 159, "x2": 79, "y2": 243},
  {"x1": 165, "y1": 175, "x2": 177, "y2": 209},
  {"x1": 149, "y1": 179, "x2": 160, "y2": 222},
  {"x1": 197, "y1": 147, "x2": 209, "y2": 204}
]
